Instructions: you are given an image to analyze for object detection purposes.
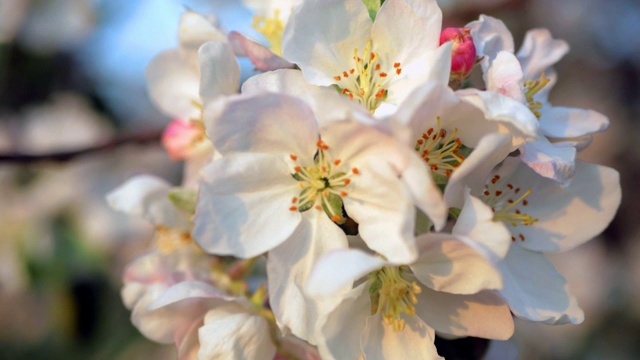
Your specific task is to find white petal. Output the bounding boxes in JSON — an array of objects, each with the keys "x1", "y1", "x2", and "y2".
[
  {"x1": 178, "y1": 11, "x2": 226, "y2": 55},
  {"x1": 410, "y1": 233, "x2": 503, "y2": 295},
  {"x1": 539, "y1": 106, "x2": 609, "y2": 139},
  {"x1": 203, "y1": 93, "x2": 318, "y2": 161},
  {"x1": 343, "y1": 160, "x2": 418, "y2": 264},
  {"x1": 198, "y1": 309, "x2": 276, "y2": 360},
  {"x1": 415, "y1": 288, "x2": 514, "y2": 340},
  {"x1": 486, "y1": 51, "x2": 525, "y2": 103},
  {"x1": 193, "y1": 153, "x2": 301, "y2": 258},
  {"x1": 106, "y1": 175, "x2": 190, "y2": 229},
  {"x1": 467, "y1": 15, "x2": 514, "y2": 71},
  {"x1": 361, "y1": 313, "x2": 441, "y2": 360},
  {"x1": 516, "y1": 28, "x2": 569, "y2": 80},
  {"x1": 228, "y1": 31, "x2": 294, "y2": 71},
  {"x1": 317, "y1": 284, "x2": 370, "y2": 360},
  {"x1": 267, "y1": 209, "x2": 349, "y2": 344},
  {"x1": 307, "y1": 249, "x2": 387, "y2": 298},
  {"x1": 282, "y1": 0, "x2": 372, "y2": 86},
  {"x1": 146, "y1": 49, "x2": 200, "y2": 120},
  {"x1": 401, "y1": 151, "x2": 448, "y2": 231},
  {"x1": 519, "y1": 137, "x2": 576, "y2": 184},
  {"x1": 505, "y1": 159, "x2": 621, "y2": 253},
  {"x1": 383, "y1": 43, "x2": 453, "y2": 107},
  {"x1": 452, "y1": 190, "x2": 512, "y2": 259},
  {"x1": 371, "y1": 0, "x2": 442, "y2": 66},
  {"x1": 499, "y1": 245, "x2": 584, "y2": 324},
  {"x1": 198, "y1": 41, "x2": 240, "y2": 104},
  {"x1": 457, "y1": 88, "x2": 538, "y2": 139},
  {"x1": 241, "y1": 69, "x2": 366, "y2": 126}
]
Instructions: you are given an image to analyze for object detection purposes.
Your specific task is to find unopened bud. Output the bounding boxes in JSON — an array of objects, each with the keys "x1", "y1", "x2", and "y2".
[
  {"x1": 440, "y1": 27, "x2": 477, "y2": 80},
  {"x1": 161, "y1": 118, "x2": 203, "y2": 160}
]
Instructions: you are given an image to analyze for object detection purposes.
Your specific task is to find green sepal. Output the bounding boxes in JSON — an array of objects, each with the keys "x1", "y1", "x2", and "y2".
[
  {"x1": 415, "y1": 209, "x2": 434, "y2": 235},
  {"x1": 297, "y1": 187, "x2": 315, "y2": 212},
  {"x1": 322, "y1": 192, "x2": 345, "y2": 224},
  {"x1": 362, "y1": 0, "x2": 382, "y2": 21},
  {"x1": 168, "y1": 188, "x2": 197, "y2": 214},
  {"x1": 292, "y1": 172, "x2": 304, "y2": 181},
  {"x1": 449, "y1": 207, "x2": 461, "y2": 220}
]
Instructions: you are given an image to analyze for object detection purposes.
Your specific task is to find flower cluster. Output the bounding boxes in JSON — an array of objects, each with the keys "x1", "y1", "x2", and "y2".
[{"x1": 108, "y1": 1, "x2": 621, "y2": 359}]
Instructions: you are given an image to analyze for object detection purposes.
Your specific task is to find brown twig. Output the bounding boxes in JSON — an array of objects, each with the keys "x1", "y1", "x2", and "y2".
[{"x1": 0, "y1": 129, "x2": 164, "y2": 164}]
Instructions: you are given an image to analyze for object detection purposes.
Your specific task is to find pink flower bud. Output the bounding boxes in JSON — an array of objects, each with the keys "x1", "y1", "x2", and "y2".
[
  {"x1": 162, "y1": 118, "x2": 203, "y2": 160},
  {"x1": 440, "y1": 27, "x2": 477, "y2": 78}
]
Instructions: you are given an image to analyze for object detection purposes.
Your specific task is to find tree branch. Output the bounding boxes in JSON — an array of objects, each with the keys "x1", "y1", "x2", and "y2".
[{"x1": 0, "y1": 129, "x2": 164, "y2": 164}]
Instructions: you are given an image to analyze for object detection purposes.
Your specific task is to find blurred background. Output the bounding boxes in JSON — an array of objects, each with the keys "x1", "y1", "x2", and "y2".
[{"x1": 0, "y1": 0, "x2": 638, "y2": 359}]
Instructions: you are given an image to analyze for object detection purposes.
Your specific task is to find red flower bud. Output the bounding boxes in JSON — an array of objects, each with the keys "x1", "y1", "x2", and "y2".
[
  {"x1": 440, "y1": 27, "x2": 477, "y2": 78},
  {"x1": 162, "y1": 118, "x2": 203, "y2": 160}
]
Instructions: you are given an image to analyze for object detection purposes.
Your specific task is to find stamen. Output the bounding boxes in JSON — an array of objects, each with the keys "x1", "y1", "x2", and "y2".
[
  {"x1": 289, "y1": 142, "x2": 355, "y2": 224},
  {"x1": 414, "y1": 116, "x2": 466, "y2": 181},
  {"x1": 251, "y1": 9, "x2": 285, "y2": 56},
  {"x1": 524, "y1": 72, "x2": 550, "y2": 119},
  {"x1": 483, "y1": 177, "x2": 539, "y2": 230},
  {"x1": 332, "y1": 40, "x2": 402, "y2": 113},
  {"x1": 368, "y1": 266, "x2": 421, "y2": 332}
]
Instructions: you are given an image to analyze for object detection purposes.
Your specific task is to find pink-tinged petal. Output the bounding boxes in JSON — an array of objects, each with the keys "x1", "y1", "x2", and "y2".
[
  {"x1": 539, "y1": 106, "x2": 609, "y2": 139},
  {"x1": 361, "y1": 313, "x2": 441, "y2": 360},
  {"x1": 133, "y1": 281, "x2": 233, "y2": 344},
  {"x1": 106, "y1": 175, "x2": 190, "y2": 229},
  {"x1": 282, "y1": 0, "x2": 372, "y2": 86},
  {"x1": 486, "y1": 51, "x2": 525, "y2": 103},
  {"x1": 499, "y1": 245, "x2": 584, "y2": 324},
  {"x1": 178, "y1": 11, "x2": 226, "y2": 56},
  {"x1": 516, "y1": 28, "x2": 569, "y2": 80},
  {"x1": 198, "y1": 41, "x2": 240, "y2": 104},
  {"x1": 278, "y1": 336, "x2": 321, "y2": 360},
  {"x1": 504, "y1": 159, "x2": 621, "y2": 253},
  {"x1": 307, "y1": 249, "x2": 387, "y2": 298},
  {"x1": 445, "y1": 132, "x2": 514, "y2": 209},
  {"x1": 228, "y1": 31, "x2": 295, "y2": 71},
  {"x1": 452, "y1": 190, "x2": 512, "y2": 259},
  {"x1": 203, "y1": 93, "x2": 318, "y2": 161},
  {"x1": 410, "y1": 233, "x2": 503, "y2": 295},
  {"x1": 162, "y1": 118, "x2": 204, "y2": 160},
  {"x1": 519, "y1": 137, "x2": 576, "y2": 184},
  {"x1": 415, "y1": 289, "x2": 514, "y2": 340},
  {"x1": 193, "y1": 153, "x2": 301, "y2": 258},
  {"x1": 383, "y1": 42, "x2": 453, "y2": 107},
  {"x1": 268, "y1": 209, "x2": 349, "y2": 344},
  {"x1": 371, "y1": 0, "x2": 442, "y2": 66},
  {"x1": 122, "y1": 247, "x2": 213, "y2": 292},
  {"x1": 176, "y1": 317, "x2": 201, "y2": 360},
  {"x1": 317, "y1": 284, "x2": 370, "y2": 360},
  {"x1": 198, "y1": 308, "x2": 276, "y2": 360},
  {"x1": 241, "y1": 69, "x2": 366, "y2": 127},
  {"x1": 401, "y1": 151, "x2": 448, "y2": 231},
  {"x1": 467, "y1": 15, "x2": 514, "y2": 70},
  {"x1": 146, "y1": 49, "x2": 200, "y2": 120},
  {"x1": 456, "y1": 88, "x2": 538, "y2": 139}
]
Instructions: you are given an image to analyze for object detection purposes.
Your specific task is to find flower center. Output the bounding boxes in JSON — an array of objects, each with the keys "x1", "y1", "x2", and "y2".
[
  {"x1": 368, "y1": 266, "x2": 421, "y2": 332},
  {"x1": 155, "y1": 226, "x2": 193, "y2": 254},
  {"x1": 524, "y1": 72, "x2": 550, "y2": 119},
  {"x1": 482, "y1": 175, "x2": 539, "y2": 241},
  {"x1": 415, "y1": 117, "x2": 467, "y2": 183},
  {"x1": 333, "y1": 40, "x2": 402, "y2": 113},
  {"x1": 252, "y1": 9, "x2": 285, "y2": 56},
  {"x1": 288, "y1": 140, "x2": 357, "y2": 224}
]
